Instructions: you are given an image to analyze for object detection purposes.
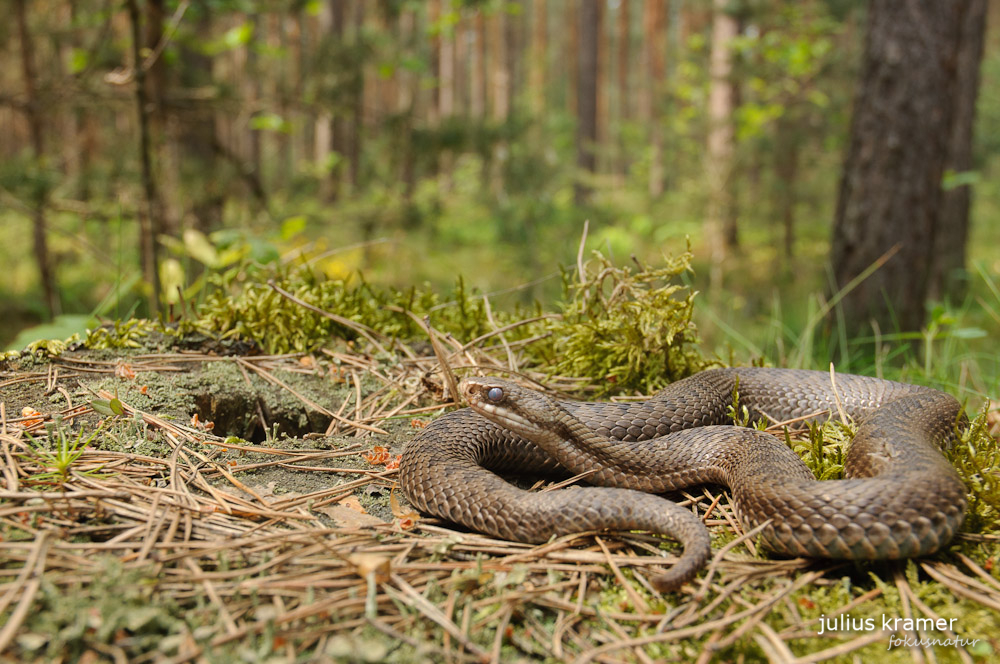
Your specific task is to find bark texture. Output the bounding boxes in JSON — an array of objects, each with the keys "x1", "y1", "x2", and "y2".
[
  {"x1": 830, "y1": 0, "x2": 980, "y2": 334},
  {"x1": 930, "y1": 0, "x2": 987, "y2": 300},
  {"x1": 575, "y1": 0, "x2": 600, "y2": 205},
  {"x1": 705, "y1": 0, "x2": 739, "y2": 290},
  {"x1": 15, "y1": 0, "x2": 60, "y2": 318}
]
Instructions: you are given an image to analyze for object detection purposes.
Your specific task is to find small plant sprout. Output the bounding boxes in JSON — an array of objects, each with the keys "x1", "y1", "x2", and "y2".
[{"x1": 20, "y1": 417, "x2": 106, "y2": 487}]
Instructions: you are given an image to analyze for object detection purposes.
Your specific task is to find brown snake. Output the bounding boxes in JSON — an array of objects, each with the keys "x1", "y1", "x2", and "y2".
[{"x1": 398, "y1": 368, "x2": 967, "y2": 590}]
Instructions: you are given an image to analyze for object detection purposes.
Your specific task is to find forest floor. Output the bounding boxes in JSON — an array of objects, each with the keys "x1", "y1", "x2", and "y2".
[{"x1": 2, "y1": 333, "x2": 1000, "y2": 664}]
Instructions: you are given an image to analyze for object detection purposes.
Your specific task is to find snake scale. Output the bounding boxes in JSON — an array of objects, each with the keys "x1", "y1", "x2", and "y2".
[{"x1": 398, "y1": 368, "x2": 967, "y2": 590}]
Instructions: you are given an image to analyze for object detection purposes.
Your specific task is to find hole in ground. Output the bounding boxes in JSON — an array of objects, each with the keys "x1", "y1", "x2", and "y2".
[{"x1": 192, "y1": 389, "x2": 331, "y2": 443}]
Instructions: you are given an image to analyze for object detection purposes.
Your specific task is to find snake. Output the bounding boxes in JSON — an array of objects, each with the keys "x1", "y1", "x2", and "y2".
[{"x1": 398, "y1": 368, "x2": 967, "y2": 591}]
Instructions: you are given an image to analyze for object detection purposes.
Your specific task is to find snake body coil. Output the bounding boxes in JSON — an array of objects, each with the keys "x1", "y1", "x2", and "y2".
[{"x1": 398, "y1": 368, "x2": 967, "y2": 590}]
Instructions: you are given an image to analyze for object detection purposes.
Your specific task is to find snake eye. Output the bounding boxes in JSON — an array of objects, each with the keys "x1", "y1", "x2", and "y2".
[{"x1": 486, "y1": 387, "x2": 503, "y2": 402}]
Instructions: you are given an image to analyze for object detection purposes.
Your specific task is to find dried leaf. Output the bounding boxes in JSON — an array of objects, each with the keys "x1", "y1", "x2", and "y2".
[{"x1": 313, "y1": 504, "x2": 385, "y2": 528}]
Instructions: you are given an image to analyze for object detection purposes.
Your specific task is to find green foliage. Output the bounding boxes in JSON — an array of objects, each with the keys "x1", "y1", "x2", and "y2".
[
  {"x1": 85, "y1": 318, "x2": 157, "y2": 349},
  {"x1": 7, "y1": 315, "x2": 92, "y2": 354},
  {"x1": 726, "y1": 376, "x2": 768, "y2": 430},
  {"x1": 19, "y1": 419, "x2": 104, "y2": 486},
  {"x1": 535, "y1": 250, "x2": 711, "y2": 395},
  {"x1": 949, "y1": 409, "x2": 1000, "y2": 535},
  {"x1": 794, "y1": 419, "x2": 850, "y2": 481},
  {"x1": 14, "y1": 558, "x2": 186, "y2": 660},
  {"x1": 187, "y1": 259, "x2": 519, "y2": 354}
]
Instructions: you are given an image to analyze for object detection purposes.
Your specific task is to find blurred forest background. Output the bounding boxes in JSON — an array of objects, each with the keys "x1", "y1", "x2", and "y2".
[{"x1": 2, "y1": 0, "x2": 998, "y2": 372}]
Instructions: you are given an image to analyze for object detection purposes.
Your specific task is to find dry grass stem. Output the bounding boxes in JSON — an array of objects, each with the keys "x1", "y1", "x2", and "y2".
[{"x1": 1, "y1": 337, "x2": 996, "y2": 662}]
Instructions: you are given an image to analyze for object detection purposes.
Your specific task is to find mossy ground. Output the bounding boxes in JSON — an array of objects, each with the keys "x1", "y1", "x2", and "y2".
[{"x1": 2, "y1": 254, "x2": 999, "y2": 663}]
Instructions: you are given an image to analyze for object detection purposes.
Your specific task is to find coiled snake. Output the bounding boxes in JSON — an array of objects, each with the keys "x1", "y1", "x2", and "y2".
[{"x1": 398, "y1": 368, "x2": 967, "y2": 590}]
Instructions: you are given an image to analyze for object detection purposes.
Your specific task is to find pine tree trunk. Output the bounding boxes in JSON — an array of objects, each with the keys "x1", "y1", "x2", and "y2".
[
  {"x1": 642, "y1": 0, "x2": 664, "y2": 198},
  {"x1": 248, "y1": 14, "x2": 263, "y2": 186},
  {"x1": 348, "y1": 0, "x2": 364, "y2": 192},
  {"x1": 182, "y1": 13, "x2": 223, "y2": 232},
  {"x1": 773, "y1": 113, "x2": 801, "y2": 262},
  {"x1": 616, "y1": 0, "x2": 630, "y2": 180},
  {"x1": 144, "y1": 0, "x2": 178, "y2": 236},
  {"x1": 575, "y1": 0, "x2": 600, "y2": 205},
  {"x1": 323, "y1": 0, "x2": 347, "y2": 201},
  {"x1": 831, "y1": 0, "x2": 976, "y2": 334},
  {"x1": 15, "y1": 0, "x2": 60, "y2": 318},
  {"x1": 454, "y1": 11, "x2": 468, "y2": 116},
  {"x1": 530, "y1": 0, "x2": 547, "y2": 115},
  {"x1": 567, "y1": 0, "x2": 578, "y2": 125},
  {"x1": 705, "y1": 0, "x2": 738, "y2": 290},
  {"x1": 490, "y1": 11, "x2": 509, "y2": 121},
  {"x1": 471, "y1": 12, "x2": 486, "y2": 118},
  {"x1": 127, "y1": 0, "x2": 162, "y2": 314},
  {"x1": 930, "y1": 0, "x2": 987, "y2": 301}
]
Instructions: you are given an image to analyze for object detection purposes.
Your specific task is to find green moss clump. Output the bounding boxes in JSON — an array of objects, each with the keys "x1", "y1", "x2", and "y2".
[
  {"x1": 12, "y1": 245, "x2": 711, "y2": 397},
  {"x1": 85, "y1": 318, "x2": 157, "y2": 349},
  {"x1": 187, "y1": 264, "x2": 529, "y2": 354},
  {"x1": 14, "y1": 558, "x2": 187, "y2": 660},
  {"x1": 533, "y1": 250, "x2": 711, "y2": 396},
  {"x1": 949, "y1": 409, "x2": 1000, "y2": 536},
  {"x1": 177, "y1": 249, "x2": 711, "y2": 395}
]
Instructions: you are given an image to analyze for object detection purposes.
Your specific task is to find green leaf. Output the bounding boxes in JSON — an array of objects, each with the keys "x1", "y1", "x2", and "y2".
[
  {"x1": 281, "y1": 215, "x2": 308, "y2": 240},
  {"x1": 159, "y1": 258, "x2": 185, "y2": 305},
  {"x1": 6, "y1": 315, "x2": 94, "y2": 351},
  {"x1": 91, "y1": 399, "x2": 116, "y2": 416},
  {"x1": 951, "y1": 327, "x2": 987, "y2": 339},
  {"x1": 250, "y1": 113, "x2": 290, "y2": 133},
  {"x1": 221, "y1": 22, "x2": 254, "y2": 51},
  {"x1": 400, "y1": 55, "x2": 426, "y2": 73},
  {"x1": 942, "y1": 169, "x2": 980, "y2": 190},
  {"x1": 183, "y1": 229, "x2": 221, "y2": 267},
  {"x1": 68, "y1": 48, "x2": 89, "y2": 74}
]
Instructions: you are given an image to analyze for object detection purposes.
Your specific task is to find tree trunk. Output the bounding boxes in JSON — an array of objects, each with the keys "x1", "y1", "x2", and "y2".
[
  {"x1": 438, "y1": 4, "x2": 455, "y2": 121},
  {"x1": 57, "y1": 4, "x2": 80, "y2": 187},
  {"x1": 471, "y1": 12, "x2": 486, "y2": 118},
  {"x1": 773, "y1": 113, "x2": 801, "y2": 262},
  {"x1": 575, "y1": 0, "x2": 600, "y2": 205},
  {"x1": 530, "y1": 0, "x2": 547, "y2": 115},
  {"x1": 127, "y1": 0, "x2": 162, "y2": 314},
  {"x1": 488, "y1": 10, "x2": 510, "y2": 196},
  {"x1": 930, "y1": 0, "x2": 987, "y2": 301},
  {"x1": 396, "y1": 8, "x2": 418, "y2": 205},
  {"x1": 830, "y1": 0, "x2": 975, "y2": 334},
  {"x1": 438, "y1": 2, "x2": 455, "y2": 189},
  {"x1": 454, "y1": 11, "x2": 467, "y2": 117},
  {"x1": 428, "y1": 0, "x2": 442, "y2": 127},
  {"x1": 567, "y1": 0, "x2": 578, "y2": 125},
  {"x1": 322, "y1": 0, "x2": 347, "y2": 201},
  {"x1": 144, "y1": 0, "x2": 179, "y2": 237},
  {"x1": 597, "y1": 0, "x2": 609, "y2": 176},
  {"x1": 490, "y1": 11, "x2": 509, "y2": 122},
  {"x1": 705, "y1": 0, "x2": 738, "y2": 290},
  {"x1": 248, "y1": 14, "x2": 263, "y2": 186},
  {"x1": 182, "y1": 13, "x2": 223, "y2": 232},
  {"x1": 15, "y1": 0, "x2": 60, "y2": 319},
  {"x1": 345, "y1": 1, "x2": 363, "y2": 192},
  {"x1": 642, "y1": 0, "x2": 664, "y2": 199},
  {"x1": 616, "y1": 0, "x2": 630, "y2": 180}
]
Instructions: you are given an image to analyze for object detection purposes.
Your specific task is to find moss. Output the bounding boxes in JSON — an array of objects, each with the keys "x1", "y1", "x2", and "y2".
[
  {"x1": 184, "y1": 264, "x2": 524, "y2": 355},
  {"x1": 13, "y1": 558, "x2": 189, "y2": 661},
  {"x1": 84, "y1": 319, "x2": 157, "y2": 349},
  {"x1": 950, "y1": 409, "x2": 1000, "y2": 537},
  {"x1": 533, "y1": 249, "x2": 712, "y2": 396}
]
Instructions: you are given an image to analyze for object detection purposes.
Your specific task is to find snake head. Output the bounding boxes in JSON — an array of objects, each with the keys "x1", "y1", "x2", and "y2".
[{"x1": 460, "y1": 377, "x2": 566, "y2": 441}]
